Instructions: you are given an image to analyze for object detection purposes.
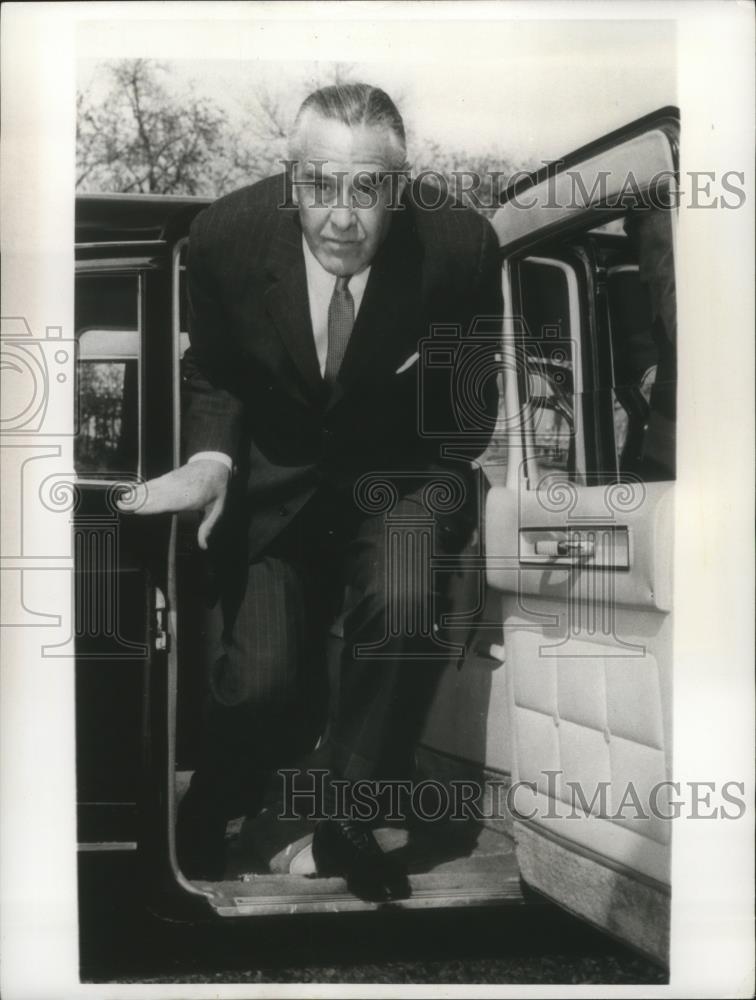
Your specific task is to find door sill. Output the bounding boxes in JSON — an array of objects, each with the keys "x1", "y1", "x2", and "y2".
[
  {"x1": 175, "y1": 752, "x2": 525, "y2": 917},
  {"x1": 197, "y1": 852, "x2": 524, "y2": 917},
  {"x1": 187, "y1": 811, "x2": 524, "y2": 916}
]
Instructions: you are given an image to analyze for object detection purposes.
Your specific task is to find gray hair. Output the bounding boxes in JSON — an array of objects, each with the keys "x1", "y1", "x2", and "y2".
[{"x1": 289, "y1": 83, "x2": 408, "y2": 169}]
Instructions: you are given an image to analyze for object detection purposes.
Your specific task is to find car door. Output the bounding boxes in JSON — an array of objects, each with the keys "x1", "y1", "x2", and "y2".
[
  {"x1": 485, "y1": 109, "x2": 678, "y2": 964},
  {"x1": 72, "y1": 205, "x2": 178, "y2": 851}
]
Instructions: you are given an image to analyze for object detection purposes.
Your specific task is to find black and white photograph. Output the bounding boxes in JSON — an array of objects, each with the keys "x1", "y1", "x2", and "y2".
[{"x1": 1, "y1": 2, "x2": 754, "y2": 995}]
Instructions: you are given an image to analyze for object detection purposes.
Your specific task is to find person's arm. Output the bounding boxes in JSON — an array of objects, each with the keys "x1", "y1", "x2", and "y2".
[
  {"x1": 117, "y1": 457, "x2": 230, "y2": 550},
  {"x1": 181, "y1": 212, "x2": 245, "y2": 460},
  {"x1": 117, "y1": 212, "x2": 243, "y2": 549}
]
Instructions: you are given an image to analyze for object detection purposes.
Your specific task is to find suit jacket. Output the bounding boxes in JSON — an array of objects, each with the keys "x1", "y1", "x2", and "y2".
[{"x1": 182, "y1": 173, "x2": 502, "y2": 560}]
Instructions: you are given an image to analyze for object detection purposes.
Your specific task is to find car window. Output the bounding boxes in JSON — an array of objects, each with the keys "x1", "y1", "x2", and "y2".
[
  {"x1": 74, "y1": 272, "x2": 140, "y2": 478},
  {"x1": 514, "y1": 256, "x2": 583, "y2": 487},
  {"x1": 512, "y1": 207, "x2": 676, "y2": 489}
]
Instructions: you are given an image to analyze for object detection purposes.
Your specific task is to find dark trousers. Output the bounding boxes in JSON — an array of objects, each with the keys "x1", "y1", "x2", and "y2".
[{"x1": 188, "y1": 484, "x2": 467, "y2": 822}]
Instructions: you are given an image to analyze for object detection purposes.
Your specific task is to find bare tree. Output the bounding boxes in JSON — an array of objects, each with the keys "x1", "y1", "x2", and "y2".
[
  {"x1": 76, "y1": 60, "x2": 365, "y2": 196},
  {"x1": 228, "y1": 84, "x2": 293, "y2": 183},
  {"x1": 409, "y1": 137, "x2": 529, "y2": 217},
  {"x1": 77, "y1": 60, "x2": 230, "y2": 195},
  {"x1": 76, "y1": 59, "x2": 528, "y2": 209},
  {"x1": 231, "y1": 62, "x2": 361, "y2": 180}
]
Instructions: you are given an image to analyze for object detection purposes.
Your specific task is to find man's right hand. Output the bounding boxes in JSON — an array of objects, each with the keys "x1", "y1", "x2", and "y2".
[{"x1": 116, "y1": 459, "x2": 230, "y2": 550}]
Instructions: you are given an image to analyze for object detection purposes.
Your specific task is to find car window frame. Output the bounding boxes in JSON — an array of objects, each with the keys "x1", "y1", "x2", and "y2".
[
  {"x1": 513, "y1": 253, "x2": 587, "y2": 489},
  {"x1": 74, "y1": 265, "x2": 145, "y2": 484}
]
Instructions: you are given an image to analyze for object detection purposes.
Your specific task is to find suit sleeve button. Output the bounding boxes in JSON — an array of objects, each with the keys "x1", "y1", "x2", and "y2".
[{"x1": 278, "y1": 506, "x2": 289, "y2": 516}]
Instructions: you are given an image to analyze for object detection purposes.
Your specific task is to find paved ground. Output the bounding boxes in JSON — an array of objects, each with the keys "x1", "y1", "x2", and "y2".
[{"x1": 79, "y1": 850, "x2": 667, "y2": 986}]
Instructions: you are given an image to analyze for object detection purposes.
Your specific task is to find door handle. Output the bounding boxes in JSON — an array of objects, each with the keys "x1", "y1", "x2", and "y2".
[
  {"x1": 519, "y1": 526, "x2": 629, "y2": 568},
  {"x1": 534, "y1": 538, "x2": 595, "y2": 559}
]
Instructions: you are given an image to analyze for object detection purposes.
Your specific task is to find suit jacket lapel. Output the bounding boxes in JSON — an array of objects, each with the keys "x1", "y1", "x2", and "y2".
[
  {"x1": 329, "y1": 211, "x2": 424, "y2": 409},
  {"x1": 262, "y1": 206, "x2": 326, "y2": 406}
]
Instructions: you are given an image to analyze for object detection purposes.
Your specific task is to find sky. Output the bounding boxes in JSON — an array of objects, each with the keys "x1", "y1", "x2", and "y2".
[{"x1": 78, "y1": 15, "x2": 676, "y2": 168}]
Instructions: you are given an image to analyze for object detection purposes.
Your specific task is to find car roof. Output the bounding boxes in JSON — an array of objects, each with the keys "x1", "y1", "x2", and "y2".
[{"x1": 75, "y1": 192, "x2": 212, "y2": 246}]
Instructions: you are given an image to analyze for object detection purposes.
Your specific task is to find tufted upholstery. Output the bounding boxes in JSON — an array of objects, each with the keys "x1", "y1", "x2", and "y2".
[{"x1": 507, "y1": 623, "x2": 671, "y2": 883}]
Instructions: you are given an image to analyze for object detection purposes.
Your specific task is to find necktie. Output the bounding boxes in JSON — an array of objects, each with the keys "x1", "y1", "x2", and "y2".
[{"x1": 324, "y1": 275, "x2": 354, "y2": 386}]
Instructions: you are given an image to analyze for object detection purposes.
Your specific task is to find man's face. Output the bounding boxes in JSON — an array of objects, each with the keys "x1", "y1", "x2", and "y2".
[{"x1": 291, "y1": 114, "x2": 405, "y2": 277}]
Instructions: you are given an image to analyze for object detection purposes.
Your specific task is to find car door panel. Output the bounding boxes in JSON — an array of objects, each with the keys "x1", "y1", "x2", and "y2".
[
  {"x1": 73, "y1": 253, "x2": 173, "y2": 848},
  {"x1": 415, "y1": 112, "x2": 679, "y2": 960},
  {"x1": 480, "y1": 112, "x2": 679, "y2": 964},
  {"x1": 487, "y1": 482, "x2": 674, "y2": 612}
]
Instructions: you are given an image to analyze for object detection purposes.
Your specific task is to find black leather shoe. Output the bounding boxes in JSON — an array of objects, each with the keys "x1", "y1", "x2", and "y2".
[
  {"x1": 175, "y1": 786, "x2": 228, "y2": 881},
  {"x1": 311, "y1": 819, "x2": 411, "y2": 902}
]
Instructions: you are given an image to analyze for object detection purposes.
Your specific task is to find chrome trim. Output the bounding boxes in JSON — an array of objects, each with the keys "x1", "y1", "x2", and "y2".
[
  {"x1": 500, "y1": 260, "x2": 524, "y2": 492},
  {"x1": 75, "y1": 258, "x2": 158, "y2": 274},
  {"x1": 520, "y1": 256, "x2": 585, "y2": 485},
  {"x1": 75, "y1": 240, "x2": 166, "y2": 250},
  {"x1": 607, "y1": 264, "x2": 640, "y2": 276},
  {"x1": 78, "y1": 841, "x2": 137, "y2": 853},
  {"x1": 166, "y1": 236, "x2": 207, "y2": 900},
  {"x1": 73, "y1": 477, "x2": 135, "y2": 488}
]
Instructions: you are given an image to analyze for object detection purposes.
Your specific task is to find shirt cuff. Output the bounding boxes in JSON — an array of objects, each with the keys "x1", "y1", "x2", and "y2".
[{"x1": 188, "y1": 451, "x2": 234, "y2": 472}]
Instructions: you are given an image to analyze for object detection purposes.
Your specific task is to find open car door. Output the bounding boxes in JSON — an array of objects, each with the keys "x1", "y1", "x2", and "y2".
[{"x1": 485, "y1": 109, "x2": 678, "y2": 965}]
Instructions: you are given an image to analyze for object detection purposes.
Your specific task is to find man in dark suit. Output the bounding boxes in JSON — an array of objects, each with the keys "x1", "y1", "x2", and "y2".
[{"x1": 123, "y1": 83, "x2": 502, "y2": 901}]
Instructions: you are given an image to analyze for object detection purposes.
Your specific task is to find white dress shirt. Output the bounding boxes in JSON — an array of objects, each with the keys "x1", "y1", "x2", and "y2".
[
  {"x1": 189, "y1": 236, "x2": 370, "y2": 471},
  {"x1": 301, "y1": 235, "x2": 370, "y2": 377}
]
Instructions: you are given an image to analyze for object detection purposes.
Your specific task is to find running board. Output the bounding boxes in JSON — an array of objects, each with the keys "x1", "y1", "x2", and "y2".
[{"x1": 202, "y1": 854, "x2": 525, "y2": 917}]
